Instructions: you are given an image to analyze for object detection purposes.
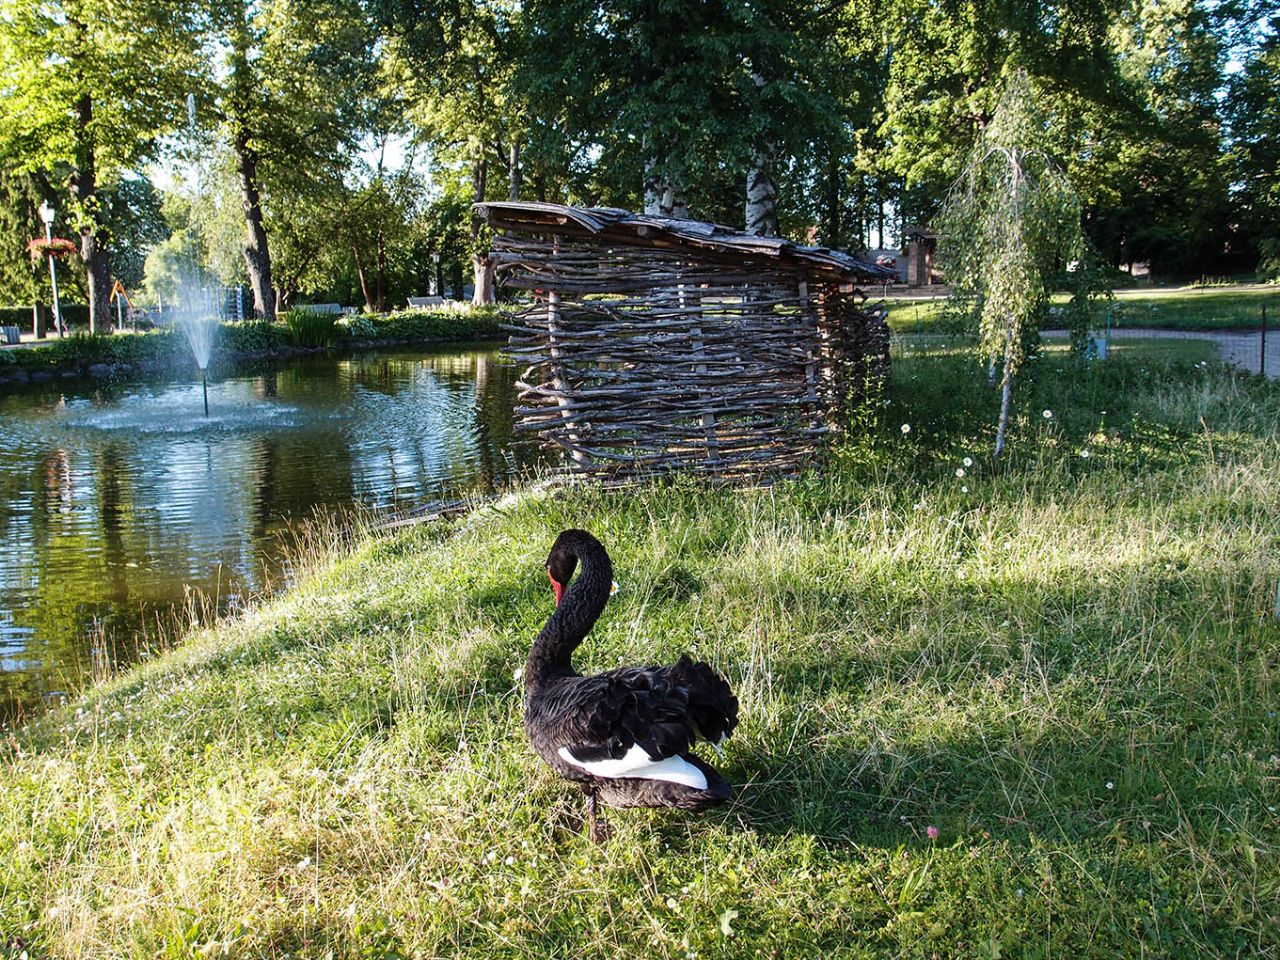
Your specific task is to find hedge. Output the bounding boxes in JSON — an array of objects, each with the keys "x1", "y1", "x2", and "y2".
[{"x1": 0, "y1": 308, "x2": 506, "y2": 373}]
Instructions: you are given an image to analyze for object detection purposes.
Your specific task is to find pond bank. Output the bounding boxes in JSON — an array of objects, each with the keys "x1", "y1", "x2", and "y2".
[
  {"x1": 0, "y1": 307, "x2": 505, "y2": 390},
  {"x1": 0, "y1": 344, "x2": 542, "y2": 720},
  {"x1": 2, "y1": 348, "x2": 1276, "y2": 956}
]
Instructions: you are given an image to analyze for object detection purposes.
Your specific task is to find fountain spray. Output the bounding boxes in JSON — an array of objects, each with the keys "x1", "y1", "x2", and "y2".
[{"x1": 177, "y1": 91, "x2": 218, "y2": 418}]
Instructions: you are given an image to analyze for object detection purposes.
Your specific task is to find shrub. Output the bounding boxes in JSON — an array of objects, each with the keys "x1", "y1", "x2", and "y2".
[
  {"x1": 337, "y1": 314, "x2": 378, "y2": 339},
  {"x1": 282, "y1": 309, "x2": 339, "y2": 348},
  {"x1": 220, "y1": 320, "x2": 289, "y2": 354},
  {"x1": 366, "y1": 305, "x2": 504, "y2": 341}
]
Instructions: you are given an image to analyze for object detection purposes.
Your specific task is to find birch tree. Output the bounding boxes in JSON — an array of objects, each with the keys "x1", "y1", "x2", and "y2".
[{"x1": 938, "y1": 71, "x2": 1082, "y2": 457}]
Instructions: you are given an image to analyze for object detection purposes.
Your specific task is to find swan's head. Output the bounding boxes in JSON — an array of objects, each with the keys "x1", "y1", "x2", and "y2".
[{"x1": 545, "y1": 534, "x2": 579, "y2": 607}]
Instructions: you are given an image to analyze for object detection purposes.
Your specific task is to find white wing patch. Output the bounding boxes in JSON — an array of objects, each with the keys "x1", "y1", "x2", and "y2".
[{"x1": 557, "y1": 744, "x2": 708, "y2": 790}]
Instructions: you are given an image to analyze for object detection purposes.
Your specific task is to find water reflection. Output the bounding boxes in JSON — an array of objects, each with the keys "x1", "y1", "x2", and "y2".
[{"x1": 0, "y1": 347, "x2": 540, "y2": 719}]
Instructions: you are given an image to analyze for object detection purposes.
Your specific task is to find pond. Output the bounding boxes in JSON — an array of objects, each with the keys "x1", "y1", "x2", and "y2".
[{"x1": 0, "y1": 345, "x2": 544, "y2": 721}]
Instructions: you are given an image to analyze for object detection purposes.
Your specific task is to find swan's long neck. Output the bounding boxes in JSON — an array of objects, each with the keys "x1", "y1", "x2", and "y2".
[{"x1": 527, "y1": 536, "x2": 612, "y2": 689}]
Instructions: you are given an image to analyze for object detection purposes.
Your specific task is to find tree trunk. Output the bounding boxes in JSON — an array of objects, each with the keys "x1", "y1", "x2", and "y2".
[
  {"x1": 745, "y1": 153, "x2": 778, "y2": 237},
  {"x1": 660, "y1": 184, "x2": 688, "y2": 219},
  {"x1": 993, "y1": 323, "x2": 1016, "y2": 457},
  {"x1": 375, "y1": 226, "x2": 386, "y2": 313},
  {"x1": 353, "y1": 244, "x2": 373, "y2": 312},
  {"x1": 745, "y1": 72, "x2": 778, "y2": 238},
  {"x1": 822, "y1": 157, "x2": 841, "y2": 247},
  {"x1": 643, "y1": 157, "x2": 661, "y2": 216},
  {"x1": 234, "y1": 128, "x2": 276, "y2": 321},
  {"x1": 509, "y1": 141, "x2": 522, "y2": 201},
  {"x1": 471, "y1": 156, "x2": 495, "y2": 305},
  {"x1": 70, "y1": 94, "x2": 112, "y2": 334}
]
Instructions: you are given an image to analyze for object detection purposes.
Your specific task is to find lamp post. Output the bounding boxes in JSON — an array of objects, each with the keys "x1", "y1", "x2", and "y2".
[
  {"x1": 38, "y1": 201, "x2": 64, "y2": 337},
  {"x1": 432, "y1": 251, "x2": 443, "y2": 299}
]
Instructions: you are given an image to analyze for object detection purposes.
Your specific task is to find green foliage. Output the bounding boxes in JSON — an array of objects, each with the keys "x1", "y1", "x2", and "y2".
[
  {"x1": 282, "y1": 309, "x2": 340, "y2": 348},
  {"x1": 355, "y1": 307, "x2": 504, "y2": 342},
  {"x1": 0, "y1": 0, "x2": 203, "y2": 320},
  {"x1": 0, "y1": 304, "x2": 89, "y2": 329},
  {"x1": 1056, "y1": 250, "x2": 1117, "y2": 354},
  {"x1": 1259, "y1": 239, "x2": 1280, "y2": 283},
  {"x1": 0, "y1": 310, "x2": 502, "y2": 372},
  {"x1": 218, "y1": 320, "x2": 290, "y2": 354},
  {"x1": 1226, "y1": 11, "x2": 1280, "y2": 272},
  {"x1": 939, "y1": 71, "x2": 1085, "y2": 454},
  {"x1": 940, "y1": 72, "x2": 1084, "y2": 375}
]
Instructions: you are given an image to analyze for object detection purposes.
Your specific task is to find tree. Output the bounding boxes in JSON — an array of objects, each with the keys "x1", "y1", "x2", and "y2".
[
  {"x1": 939, "y1": 71, "x2": 1083, "y2": 457},
  {"x1": 100, "y1": 175, "x2": 167, "y2": 292},
  {"x1": 0, "y1": 170, "x2": 48, "y2": 311},
  {"x1": 375, "y1": 0, "x2": 523, "y2": 305},
  {"x1": 1225, "y1": 7, "x2": 1280, "y2": 277},
  {"x1": 0, "y1": 0, "x2": 201, "y2": 332},
  {"x1": 197, "y1": 0, "x2": 377, "y2": 321}
]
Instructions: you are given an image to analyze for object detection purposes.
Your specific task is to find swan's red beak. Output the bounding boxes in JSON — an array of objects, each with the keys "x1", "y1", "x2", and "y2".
[{"x1": 547, "y1": 568, "x2": 565, "y2": 606}]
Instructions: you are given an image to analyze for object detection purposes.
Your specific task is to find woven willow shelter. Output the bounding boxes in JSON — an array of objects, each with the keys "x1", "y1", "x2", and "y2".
[{"x1": 478, "y1": 201, "x2": 895, "y2": 479}]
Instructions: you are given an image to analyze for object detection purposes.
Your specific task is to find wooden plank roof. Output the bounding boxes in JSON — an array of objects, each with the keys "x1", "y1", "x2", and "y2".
[{"x1": 474, "y1": 201, "x2": 895, "y2": 283}]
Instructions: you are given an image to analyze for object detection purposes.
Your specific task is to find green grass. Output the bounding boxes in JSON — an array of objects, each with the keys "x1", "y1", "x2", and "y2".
[
  {"x1": 2, "y1": 348, "x2": 1279, "y2": 957},
  {"x1": 886, "y1": 284, "x2": 1278, "y2": 333}
]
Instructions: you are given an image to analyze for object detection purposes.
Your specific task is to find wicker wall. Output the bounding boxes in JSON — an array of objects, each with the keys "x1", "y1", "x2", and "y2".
[{"x1": 496, "y1": 233, "x2": 888, "y2": 479}]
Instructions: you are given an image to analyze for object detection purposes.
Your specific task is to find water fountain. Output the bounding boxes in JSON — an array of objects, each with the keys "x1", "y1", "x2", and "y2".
[
  {"x1": 177, "y1": 92, "x2": 220, "y2": 417},
  {"x1": 177, "y1": 292, "x2": 218, "y2": 416}
]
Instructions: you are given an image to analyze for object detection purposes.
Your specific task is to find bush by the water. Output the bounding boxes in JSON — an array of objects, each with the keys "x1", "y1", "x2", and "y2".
[
  {"x1": 339, "y1": 305, "x2": 504, "y2": 342},
  {"x1": 2, "y1": 344, "x2": 1276, "y2": 956}
]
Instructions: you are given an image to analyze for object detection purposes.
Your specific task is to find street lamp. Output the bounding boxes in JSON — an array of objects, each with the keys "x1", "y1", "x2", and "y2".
[
  {"x1": 38, "y1": 201, "x2": 64, "y2": 337},
  {"x1": 432, "y1": 251, "x2": 443, "y2": 298}
]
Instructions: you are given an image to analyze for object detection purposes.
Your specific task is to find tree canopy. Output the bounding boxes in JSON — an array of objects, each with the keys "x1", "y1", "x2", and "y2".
[{"x1": 0, "y1": 0, "x2": 1274, "y2": 314}]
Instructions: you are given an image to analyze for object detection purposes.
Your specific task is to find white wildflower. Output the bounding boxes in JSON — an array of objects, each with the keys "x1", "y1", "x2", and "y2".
[
  {"x1": 955, "y1": 468, "x2": 965, "y2": 478},
  {"x1": 963, "y1": 457, "x2": 973, "y2": 467},
  {"x1": 1042, "y1": 409, "x2": 1053, "y2": 419},
  {"x1": 901, "y1": 423, "x2": 911, "y2": 434}
]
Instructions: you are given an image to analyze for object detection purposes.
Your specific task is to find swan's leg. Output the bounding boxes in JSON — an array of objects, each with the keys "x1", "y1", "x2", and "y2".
[{"x1": 586, "y1": 789, "x2": 610, "y2": 843}]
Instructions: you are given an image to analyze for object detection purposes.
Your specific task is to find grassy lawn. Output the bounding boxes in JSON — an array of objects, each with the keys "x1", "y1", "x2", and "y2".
[
  {"x1": 2, "y1": 349, "x2": 1278, "y2": 957},
  {"x1": 886, "y1": 284, "x2": 1278, "y2": 333}
]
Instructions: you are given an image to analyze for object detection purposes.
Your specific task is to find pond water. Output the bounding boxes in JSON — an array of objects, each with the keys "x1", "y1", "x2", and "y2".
[{"x1": 0, "y1": 345, "x2": 543, "y2": 720}]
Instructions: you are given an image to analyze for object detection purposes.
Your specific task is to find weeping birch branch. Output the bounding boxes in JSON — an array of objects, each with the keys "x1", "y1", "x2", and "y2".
[{"x1": 938, "y1": 71, "x2": 1082, "y2": 457}]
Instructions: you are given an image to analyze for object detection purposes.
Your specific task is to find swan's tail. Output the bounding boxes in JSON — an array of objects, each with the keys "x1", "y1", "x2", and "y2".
[{"x1": 669, "y1": 654, "x2": 739, "y2": 747}]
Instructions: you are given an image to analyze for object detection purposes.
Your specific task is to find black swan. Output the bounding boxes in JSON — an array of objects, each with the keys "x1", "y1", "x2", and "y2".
[{"x1": 524, "y1": 529, "x2": 739, "y2": 840}]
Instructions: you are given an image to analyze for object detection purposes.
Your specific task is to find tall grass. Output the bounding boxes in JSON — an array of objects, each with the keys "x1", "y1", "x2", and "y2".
[
  {"x1": 1, "y1": 349, "x2": 1277, "y2": 957},
  {"x1": 283, "y1": 309, "x2": 340, "y2": 348}
]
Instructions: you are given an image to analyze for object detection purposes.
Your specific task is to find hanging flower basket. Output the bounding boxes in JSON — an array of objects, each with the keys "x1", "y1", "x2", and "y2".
[{"x1": 28, "y1": 237, "x2": 78, "y2": 262}]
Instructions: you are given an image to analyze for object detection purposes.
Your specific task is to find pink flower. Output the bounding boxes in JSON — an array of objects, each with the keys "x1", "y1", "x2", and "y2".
[{"x1": 926, "y1": 825, "x2": 939, "y2": 840}]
